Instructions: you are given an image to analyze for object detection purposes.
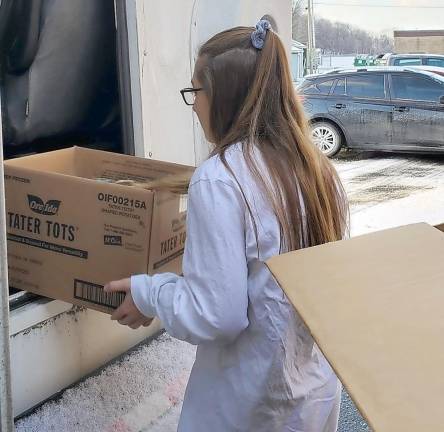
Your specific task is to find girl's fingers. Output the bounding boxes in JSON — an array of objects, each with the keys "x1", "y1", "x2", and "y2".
[
  {"x1": 119, "y1": 315, "x2": 142, "y2": 326},
  {"x1": 104, "y1": 278, "x2": 131, "y2": 294},
  {"x1": 110, "y1": 292, "x2": 133, "y2": 321},
  {"x1": 143, "y1": 318, "x2": 153, "y2": 327},
  {"x1": 121, "y1": 312, "x2": 151, "y2": 327},
  {"x1": 129, "y1": 320, "x2": 143, "y2": 330},
  {"x1": 118, "y1": 315, "x2": 138, "y2": 326},
  {"x1": 129, "y1": 317, "x2": 150, "y2": 329},
  {"x1": 111, "y1": 305, "x2": 127, "y2": 321}
]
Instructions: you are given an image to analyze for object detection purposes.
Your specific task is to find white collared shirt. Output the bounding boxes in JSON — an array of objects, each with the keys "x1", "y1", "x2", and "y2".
[{"x1": 131, "y1": 143, "x2": 340, "y2": 432}]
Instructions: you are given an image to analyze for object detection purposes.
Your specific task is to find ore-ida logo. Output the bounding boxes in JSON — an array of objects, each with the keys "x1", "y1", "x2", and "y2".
[{"x1": 27, "y1": 194, "x2": 61, "y2": 216}]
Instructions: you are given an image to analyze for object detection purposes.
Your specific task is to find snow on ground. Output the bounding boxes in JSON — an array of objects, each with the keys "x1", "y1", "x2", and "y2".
[
  {"x1": 15, "y1": 333, "x2": 195, "y2": 432},
  {"x1": 16, "y1": 150, "x2": 444, "y2": 432},
  {"x1": 334, "y1": 151, "x2": 444, "y2": 234}
]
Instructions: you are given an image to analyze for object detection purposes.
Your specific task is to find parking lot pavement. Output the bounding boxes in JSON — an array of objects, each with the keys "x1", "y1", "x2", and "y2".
[{"x1": 16, "y1": 151, "x2": 444, "y2": 432}]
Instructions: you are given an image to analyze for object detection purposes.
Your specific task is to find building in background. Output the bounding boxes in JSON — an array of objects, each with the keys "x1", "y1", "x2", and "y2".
[
  {"x1": 394, "y1": 30, "x2": 444, "y2": 55},
  {"x1": 291, "y1": 40, "x2": 306, "y2": 82}
]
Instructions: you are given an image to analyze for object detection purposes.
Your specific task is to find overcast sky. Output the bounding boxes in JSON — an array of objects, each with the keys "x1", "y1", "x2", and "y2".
[{"x1": 309, "y1": 0, "x2": 444, "y2": 35}]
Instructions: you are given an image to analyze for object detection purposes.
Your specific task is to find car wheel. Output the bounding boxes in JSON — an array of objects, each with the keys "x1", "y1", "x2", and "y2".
[{"x1": 311, "y1": 121, "x2": 343, "y2": 157}]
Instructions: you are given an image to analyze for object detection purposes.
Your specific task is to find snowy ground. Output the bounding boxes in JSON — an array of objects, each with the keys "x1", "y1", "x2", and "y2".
[
  {"x1": 16, "y1": 333, "x2": 195, "y2": 432},
  {"x1": 335, "y1": 150, "x2": 444, "y2": 235},
  {"x1": 16, "y1": 150, "x2": 444, "y2": 432}
]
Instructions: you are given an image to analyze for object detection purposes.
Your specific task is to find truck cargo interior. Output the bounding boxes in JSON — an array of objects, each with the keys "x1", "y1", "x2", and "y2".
[
  {"x1": 0, "y1": 0, "x2": 292, "y2": 421},
  {"x1": 0, "y1": 0, "x2": 133, "y2": 307}
]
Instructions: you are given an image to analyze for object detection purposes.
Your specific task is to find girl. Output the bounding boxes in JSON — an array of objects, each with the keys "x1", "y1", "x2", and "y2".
[{"x1": 105, "y1": 20, "x2": 349, "y2": 432}]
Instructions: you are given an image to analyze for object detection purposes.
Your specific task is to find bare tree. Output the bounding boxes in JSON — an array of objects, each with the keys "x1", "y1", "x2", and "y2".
[
  {"x1": 292, "y1": 9, "x2": 394, "y2": 54},
  {"x1": 292, "y1": 0, "x2": 308, "y2": 43}
]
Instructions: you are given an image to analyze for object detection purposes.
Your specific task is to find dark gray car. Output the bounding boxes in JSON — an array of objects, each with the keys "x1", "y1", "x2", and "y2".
[{"x1": 299, "y1": 67, "x2": 444, "y2": 157}]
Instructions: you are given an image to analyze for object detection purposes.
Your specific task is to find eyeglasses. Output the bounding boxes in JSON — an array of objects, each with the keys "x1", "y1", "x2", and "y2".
[{"x1": 180, "y1": 87, "x2": 203, "y2": 106}]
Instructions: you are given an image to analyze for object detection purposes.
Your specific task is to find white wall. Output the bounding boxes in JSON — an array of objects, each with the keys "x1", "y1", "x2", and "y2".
[
  {"x1": 130, "y1": 0, "x2": 292, "y2": 166},
  {"x1": 10, "y1": 299, "x2": 162, "y2": 415}
]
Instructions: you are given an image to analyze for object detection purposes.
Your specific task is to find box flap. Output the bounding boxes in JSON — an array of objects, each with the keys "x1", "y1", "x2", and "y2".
[
  {"x1": 72, "y1": 146, "x2": 194, "y2": 181},
  {"x1": 266, "y1": 223, "x2": 444, "y2": 432},
  {"x1": 5, "y1": 146, "x2": 194, "y2": 183},
  {"x1": 4, "y1": 148, "x2": 77, "y2": 175}
]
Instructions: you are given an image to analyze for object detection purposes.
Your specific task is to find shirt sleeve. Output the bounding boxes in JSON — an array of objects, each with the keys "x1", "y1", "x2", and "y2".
[{"x1": 130, "y1": 178, "x2": 249, "y2": 345}]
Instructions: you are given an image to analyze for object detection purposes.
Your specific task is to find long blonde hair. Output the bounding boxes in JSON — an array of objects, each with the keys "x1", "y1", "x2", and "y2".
[
  {"x1": 196, "y1": 25, "x2": 349, "y2": 251},
  {"x1": 120, "y1": 25, "x2": 349, "y2": 251}
]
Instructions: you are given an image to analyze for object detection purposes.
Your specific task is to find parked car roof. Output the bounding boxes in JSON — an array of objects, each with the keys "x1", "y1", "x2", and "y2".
[
  {"x1": 389, "y1": 53, "x2": 444, "y2": 59},
  {"x1": 402, "y1": 65, "x2": 444, "y2": 78},
  {"x1": 303, "y1": 66, "x2": 444, "y2": 82}
]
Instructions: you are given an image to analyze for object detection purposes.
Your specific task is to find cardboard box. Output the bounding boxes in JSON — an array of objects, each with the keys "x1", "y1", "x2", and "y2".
[
  {"x1": 267, "y1": 223, "x2": 444, "y2": 432},
  {"x1": 4, "y1": 147, "x2": 193, "y2": 314}
]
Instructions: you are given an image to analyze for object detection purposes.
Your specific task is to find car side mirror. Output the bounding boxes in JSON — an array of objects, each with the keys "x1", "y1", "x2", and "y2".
[{"x1": 440, "y1": 96, "x2": 444, "y2": 104}]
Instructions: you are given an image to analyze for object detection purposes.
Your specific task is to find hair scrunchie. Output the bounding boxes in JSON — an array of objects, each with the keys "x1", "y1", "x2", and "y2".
[{"x1": 251, "y1": 19, "x2": 272, "y2": 50}]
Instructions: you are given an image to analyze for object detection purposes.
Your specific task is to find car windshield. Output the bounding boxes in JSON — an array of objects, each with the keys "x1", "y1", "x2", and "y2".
[
  {"x1": 425, "y1": 58, "x2": 444, "y2": 68},
  {"x1": 394, "y1": 58, "x2": 422, "y2": 66}
]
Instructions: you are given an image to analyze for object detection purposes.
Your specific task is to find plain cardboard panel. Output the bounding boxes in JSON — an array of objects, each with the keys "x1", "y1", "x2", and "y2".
[{"x1": 266, "y1": 223, "x2": 444, "y2": 432}]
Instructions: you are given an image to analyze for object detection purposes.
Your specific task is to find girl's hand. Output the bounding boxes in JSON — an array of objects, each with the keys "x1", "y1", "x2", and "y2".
[{"x1": 104, "y1": 278, "x2": 154, "y2": 329}]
